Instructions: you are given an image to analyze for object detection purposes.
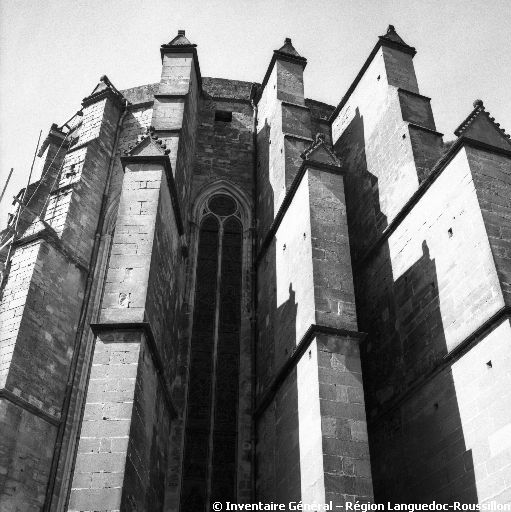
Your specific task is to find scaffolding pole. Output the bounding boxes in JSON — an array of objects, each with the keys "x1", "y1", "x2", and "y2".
[
  {"x1": 0, "y1": 130, "x2": 42, "y2": 288},
  {"x1": 0, "y1": 168, "x2": 14, "y2": 205}
]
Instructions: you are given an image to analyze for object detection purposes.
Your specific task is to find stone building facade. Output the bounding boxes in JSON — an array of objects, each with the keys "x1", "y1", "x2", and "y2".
[{"x1": 1, "y1": 26, "x2": 511, "y2": 511}]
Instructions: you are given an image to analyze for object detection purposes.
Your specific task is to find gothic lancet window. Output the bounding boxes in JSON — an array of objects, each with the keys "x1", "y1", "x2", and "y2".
[{"x1": 181, "y1": 194, "x2": 243, "y2": 511}]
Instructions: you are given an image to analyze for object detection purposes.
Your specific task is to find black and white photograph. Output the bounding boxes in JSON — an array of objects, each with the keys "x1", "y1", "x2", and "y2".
[{"x1": 0, "y1": 1, "x2": 510, "y2": 510}]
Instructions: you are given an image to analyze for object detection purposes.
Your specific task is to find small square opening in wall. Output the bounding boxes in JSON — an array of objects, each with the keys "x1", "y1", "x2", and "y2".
[{"x1": 214, "y1": 110, "x2": 232, "y2": 122}]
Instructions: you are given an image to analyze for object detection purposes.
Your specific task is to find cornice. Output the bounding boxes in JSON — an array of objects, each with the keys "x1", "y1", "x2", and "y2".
[
  {"x1": 14, "y1": 225, "x2": 89, "y2": 273},
  {"x1": 0, "y1": 389, "x2": 60, "y2": 427},
  {"x1": 153, "y1": 93, "x2": 188, "y2": 100},
  {"x1": 209, "y1": 96, "x2": 252, "y2": 105},
  {"x1": 127, "y1": 100, "x2": 154, "y2": 110},
  {"x1": 81, "y1": 87, "x2": 125, "y2": 109},
  {"x1": 254, "y1": 323, "x2": 366, "y2": 418},
  {"x1": 377, "y1": 35, "x2": 416, "y2": 56},
  {"x1": 283, "y1": 133, "x2": 314, "y2": 143},
  {"x1": 397, "y1": 88, "x2": 431, "y2": 102},
  {"x1": 281, "y1": 100, "x2": 310, "y2": 111},
  {"x1": 407, "y1": 123, "x2": 444, "y2": 137}
]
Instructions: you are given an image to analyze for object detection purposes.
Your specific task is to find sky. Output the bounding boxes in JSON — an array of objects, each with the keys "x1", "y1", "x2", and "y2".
[{"x1": 1, "y1": 0, "x2": 510, "y2": 228}]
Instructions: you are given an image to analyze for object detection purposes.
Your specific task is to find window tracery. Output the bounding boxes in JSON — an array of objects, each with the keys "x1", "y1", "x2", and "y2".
[{"x1": 181, "y1": 193, "x2": 243, "y2": 510}]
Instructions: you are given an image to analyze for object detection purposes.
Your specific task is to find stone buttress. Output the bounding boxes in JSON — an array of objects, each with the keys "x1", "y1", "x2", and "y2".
[
  {"x1": 0, "y1": 79, "x2": 124, "y2": 510},
  {"x1": 1, "y1": 25, "x2": 511, "y2": 512},
  {"x1": 254, "y1": 39, "x2": 374, "y2": 506},
  {"x1": 67, "y1": 31, "x2": 200, "y2": 511},
  {"x1": 330, "y1": 26, "x2": 511, "y2": 504}
]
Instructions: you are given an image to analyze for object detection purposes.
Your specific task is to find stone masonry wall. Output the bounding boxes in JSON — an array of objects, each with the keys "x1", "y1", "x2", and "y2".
[
  {"x1": 368, "y1": 318, "x2": 511, "y2": 504},
  {"x1": 100, "y1": 163, "x2": 169, "y2": 325},
  {"x1": 2, "y1": 242, "x2": 86, "y2": 414},
  {"x1": 3, "y1": 29, "x2": 511, "y2": 510},
  {"x1": 468, "y1": 146, "x2": 511, "y2": 304},
  {"x1": 121, "y1": 338, "x2": 171, "y2": 511},
  {"x1": 167, "y1": 77, "x2": 256, "y2": 507},
  {"x1": 332, "y1": 45, "x2": 442, "y2": 260},
  {"x1": 450, "y1": 319, "x2": 511, "y2": 504},
  {"x1": 194, "y1": 79, "x2": 254, "y2": 198},
  {"x1": 257, "y1": 64, "x2": 285, "y2": 244},
  {"x1": 68, "y1": 331, "x2": 141, "y2": 511},
  {"x1": 316, "y1": 333, "x2": 373, "y2": 504},
  {"x1": 256, "y1": 166, "x2": 373, "y2": 505},
  {"x1": 0, "y1": 398, "x2": 57, "y2": 511},
  {"x1": 68, "y1": 328, "x2": 171, "y2": 512},
  {"x1": 172, "y1": 63, "x2": 199, "y2": 228},
  {"x1": 145, "y1": 171, "x2": 181, "y2": 380},
  {"x1": 308, "y1": 168, "x2": 357, "y2": 330},
  {"x1": 71, "y1": 152, "x2": 182, "y2": 511},
  {"x1": 357, "y1": 147, "x2": 507, "y2": 502},
  {"x1": 0, "y1": 89, "x2": 122, "y2": 511}
]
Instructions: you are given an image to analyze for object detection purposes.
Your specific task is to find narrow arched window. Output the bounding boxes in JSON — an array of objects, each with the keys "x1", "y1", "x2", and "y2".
[{"x1": 181, "y1": 194, "x2": 243, "y2": 511}]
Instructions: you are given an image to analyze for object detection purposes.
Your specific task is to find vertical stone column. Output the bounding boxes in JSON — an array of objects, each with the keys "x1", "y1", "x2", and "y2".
[
  {"x1": 330, "y1": 25, "x2": 444, "y2": 259},
  {"x1": 254, "y1": 38, "x2": 312, "y2": 505},
  {"x1": 255, "y1": 131, "x2": 374, "y2": 505},
  {"x1": 0, "y1": 80, "x2": 123, "y2": 510},
  {"x1": 255, "y1": 38, "x2": 311, "y2": 245},
  {"x1": 68, "y1": 140, "x2": 182, "y2": 510},
  {"x1": 255, "y1": 38, "x2": 373, "y2": 507},
  {"x1": 295, "y1": 161, "x2": 373, "y2": 505},
  {"x1": 152, "y1": 29, "x2": 201, "y2": 228}
]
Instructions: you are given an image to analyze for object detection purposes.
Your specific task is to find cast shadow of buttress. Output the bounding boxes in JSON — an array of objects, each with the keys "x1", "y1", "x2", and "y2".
[
  {"x1": 273, "y1": 283, "x2": 300, "y2": 503},
  {"x1": 334, "y1": 108, "x2": 478, "y2": 503},
  {"x1": 254, "y1": 114, "x2": 302, "y2": 504}
]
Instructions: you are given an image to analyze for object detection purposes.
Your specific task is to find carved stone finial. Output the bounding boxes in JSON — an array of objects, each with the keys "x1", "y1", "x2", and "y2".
[
  {"x1": 178, "y1": 29, "x2": 185, "y2": 36},
  {"x1": 285, "y1": 37, "x2": 292, "y2": 45},
  {"x1": 473, "y1": 99, "x2": 484, "y2": 108},
  {"x1": 387, "y1": 24, "x2": 395, "y2": 33}
]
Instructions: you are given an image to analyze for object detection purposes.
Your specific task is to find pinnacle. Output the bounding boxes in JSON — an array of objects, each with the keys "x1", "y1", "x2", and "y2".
[
  {"x1": 166, "y1": 29, "x2": 193, "y2": 46},
  {"x1": 454, "y1": 99, "x2": 511, "y2": 144},
  {"x1": 87, "y1": 74, "x2": 119, "y2": 97},
  {"x1": 277, "y1": 37, "x2": 303, "y2": 58},
  {"x1": 125, "y1": 126, "x2": 171, "y2": 156},
  {"x1": 380, "y1": 24, "x2": 409, "y2": 47}
]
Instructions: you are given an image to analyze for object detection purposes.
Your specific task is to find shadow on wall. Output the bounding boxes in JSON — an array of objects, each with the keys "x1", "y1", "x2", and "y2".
[
  {"x1": 255, "y1": 279, "x2": 301, "y2": 503},
  {"x1": 255, "y1": 115, "x2": 303, "y2": 503},
  {"x1": 274, "y1": 283, "x2": 301, "y2": 503},
  {"x1": 256, "y1": 119, "x2": 274, "y2": 248},
  {"x1": 335, "y1": 109, "x2": 478, "y2": 503}
]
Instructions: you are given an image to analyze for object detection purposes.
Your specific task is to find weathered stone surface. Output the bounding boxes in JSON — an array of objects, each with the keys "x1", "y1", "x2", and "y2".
[
  {"x1": 0, "y1": 83, "x2": 123, "y2": 510},
  {"x1": 1, "y1": 26, "x2": 510, "y2": 511}
]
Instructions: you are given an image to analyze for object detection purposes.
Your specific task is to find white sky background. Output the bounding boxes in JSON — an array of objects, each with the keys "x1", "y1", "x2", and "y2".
[{"x1": 0, "y1": 0, "x2": 510, "y2": 229}]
